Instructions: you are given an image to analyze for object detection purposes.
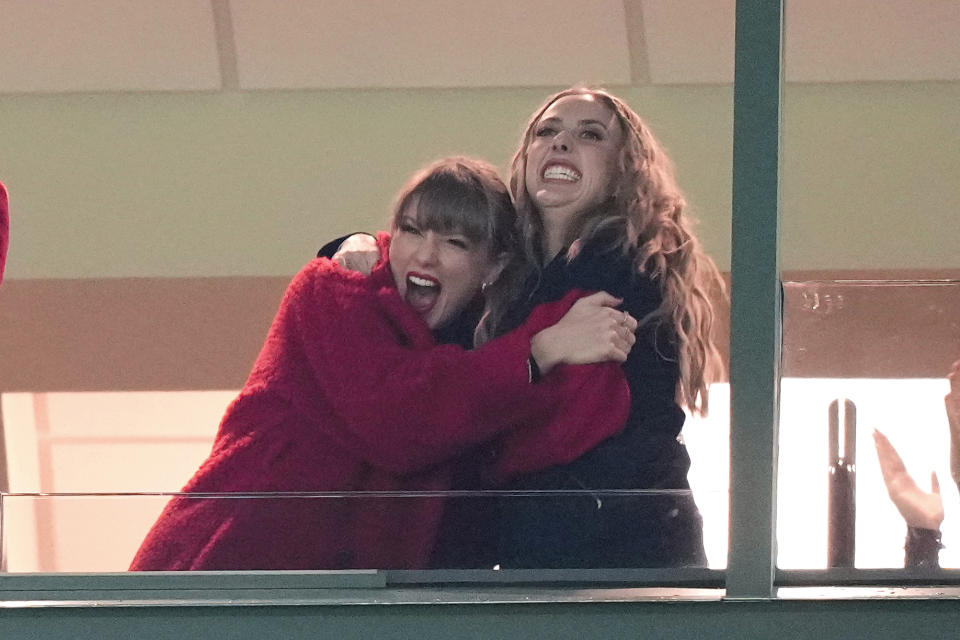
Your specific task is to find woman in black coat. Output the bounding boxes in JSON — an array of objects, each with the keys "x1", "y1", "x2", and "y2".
[{"x1": 484, "y1": 87, "x2": 725, "y2": 568}]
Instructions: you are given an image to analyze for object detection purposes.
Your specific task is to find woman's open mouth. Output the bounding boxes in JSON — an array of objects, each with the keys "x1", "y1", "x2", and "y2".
[
  {"x1": 542, "y1": 161, "x2": 581, "y2": 183},
  {"x1": 405, "y1": 272, "x2": 441, "y2": 315}
]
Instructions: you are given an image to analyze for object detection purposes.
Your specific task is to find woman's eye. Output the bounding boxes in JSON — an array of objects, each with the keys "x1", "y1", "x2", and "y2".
[
  {"x1": 581, "y1": 129, "x2": 602, "y2": 141},
  {"x1": 446, "y1": 238, "x2": 469, "y2": 250},
  {"x1": 399, "y1": 222, "x2": 421, "y2": 235},
  {"x1": 535, "y1": 126, "x2": 556, "y2": 138}
]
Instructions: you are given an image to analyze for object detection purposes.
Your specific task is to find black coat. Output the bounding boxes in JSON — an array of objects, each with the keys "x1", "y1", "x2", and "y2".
[{"x1": 494, "y1": 242, "x2": 707, "y2": 568}]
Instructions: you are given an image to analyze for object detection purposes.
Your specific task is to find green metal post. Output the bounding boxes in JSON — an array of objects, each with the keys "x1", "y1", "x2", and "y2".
[{"x1": 726, "y1": 0, "x2": 784, "y2": 599}]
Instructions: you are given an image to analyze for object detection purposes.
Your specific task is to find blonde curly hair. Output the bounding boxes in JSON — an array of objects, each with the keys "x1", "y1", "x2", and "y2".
[{"x1": 499, "y1": 87, "x2": 725, "y2": 415}]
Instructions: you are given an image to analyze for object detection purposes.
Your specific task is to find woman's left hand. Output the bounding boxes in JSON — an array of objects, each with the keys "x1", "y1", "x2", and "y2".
[
  {"x1": 332, "y1": 233, "x2": 379, "y2": 275},
  {"x1": 873, "y1": 429, "x2": 944, "y2": 531},
  {"x1": 529, "y1": 291, "x2": 637, "y2": 376}
]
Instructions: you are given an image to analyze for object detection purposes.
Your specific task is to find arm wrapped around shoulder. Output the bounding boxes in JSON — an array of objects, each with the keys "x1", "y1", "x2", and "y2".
[{"x1": 489, "y1": 290, "x2": 631, "y2": 482}]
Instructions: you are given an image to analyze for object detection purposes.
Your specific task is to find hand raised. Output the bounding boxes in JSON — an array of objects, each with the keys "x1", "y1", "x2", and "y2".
[
  {"x1": 946, "y1": 359, "x2": 960, "y2": 428},
  {"x1": 946, "y1": 359, "x2": 960, "y2": 491},
  {"x1": 332, "y1": 233, "x2": 379, "y2": 275},
  {"x1": 873, "y1": 429, "x2": 943, "y2": 531},
  {"x1": 530, "y1": 291, "x2": 637, "y2": 376}
]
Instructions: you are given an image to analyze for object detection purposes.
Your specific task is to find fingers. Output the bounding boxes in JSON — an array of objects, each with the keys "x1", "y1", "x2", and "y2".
[
  {"x1": 873, "y1": 430, "x2": 907, "y2": 479},
  {"x1": 360, "y1": 253, "x2": 380, "y2": 273},
  {"x1": 332, "y1": 248, "x2": 379, "y2": 275},
  {"x1": 601, "y1": 306, "x2": 637, "y2": 336},
  {"x1": 949, "y1": 359, "x2": 960, "y2": 395},
  {"x1": 342, "y1": 233, "x2": 378, "y2": 252},
  {"x1": 588, "y1": 323, "x2": 634, "y2": 364},
  {"x1": 608, "y1": 327, "x2": 634, "y2": 361},
  {"x1": 874, "y1": 431, "x2": 946, "y2": 530},
  {"x1": 616, "y1": 308, "x2": 638, "y2": 333},
  {"x1": 946, "y1": 360, "x2": 960, "y2": 400},
  {"x1": 580, "y1": 291, "x2": 623, "y2": 309},
  {"x1": 607, "y1": 313, "x2": 636, "y2": 356},
  {"x1": 872, "y1": 428, "x2": 891, "y2": 454},
  {"x1": 618, "y1": 322, "x2": 636, "y2": 349},
  {"x1": 946, "y1": 393, "x2": 960, "y2": 423},
  {"x1": 873, "y1": 430, "x2": 893, "y2": 485},
  {"x1": 604, "y1": 307, "x2": 632, "y2": 326},
  {"x1": 571, "y1": 292, "x2": 638, "y2": 332},
  {"x1": 544, "y1": 292, "x2": 640, "y2": 367}
]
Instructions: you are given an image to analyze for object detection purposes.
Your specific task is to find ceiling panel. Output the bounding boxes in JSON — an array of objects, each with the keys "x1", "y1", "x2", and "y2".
[
  {"x1": 0, "y1": 0, "x2": 956, "y2": 95},
  {"x1": 0, "y1": 0, "x2": 221, "y2": 93},
  {"x1": 230, "y1": 0, "x2": 632, "y2": 89},
  {"x1": 785, "y1": 0, "x2": 960, "y2": 83},
  {"x1": 641, "y1": 0, "x2": 735, "y2": 85},
  {"x1": 641, "y1": 0, "x2": 960, "y2": 85}
]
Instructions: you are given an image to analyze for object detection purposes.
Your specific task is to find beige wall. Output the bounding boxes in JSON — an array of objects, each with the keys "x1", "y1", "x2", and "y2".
[
  {"x1": 1, "y1": 83, "x2": 957, "y2": 395},
  {"x1": 0, "y1": 82, "x2": 957, "y2": 282}
]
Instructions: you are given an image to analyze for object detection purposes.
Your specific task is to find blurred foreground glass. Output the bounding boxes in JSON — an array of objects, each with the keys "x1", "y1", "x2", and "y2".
[
  {"x1": 1, "y1": 489, "x2": 726, "y2": 573},
  {"x1": 778, "y1": 279, "x2": 960, "y2": 570}
]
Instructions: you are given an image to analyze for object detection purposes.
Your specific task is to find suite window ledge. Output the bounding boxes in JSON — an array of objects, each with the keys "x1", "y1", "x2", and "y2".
[
  {"x1": 776, "y1": 586, "x2": 960, "y2": 600},
  {"x1": 0, "y1": 585, "x2": 725, "y2": 608}
]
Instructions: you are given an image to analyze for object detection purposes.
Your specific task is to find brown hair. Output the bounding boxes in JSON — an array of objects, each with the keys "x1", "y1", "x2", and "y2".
[
  {"x1": 502, "y1": 87, "x2": 725, "y2": 414},
  {"x1": 390, "y1": 157, "x2": 519, "y2": 345}
]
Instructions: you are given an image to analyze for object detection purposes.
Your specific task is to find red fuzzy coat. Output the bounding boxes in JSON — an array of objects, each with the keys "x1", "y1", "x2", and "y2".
[
  {"x1": 0, "y1": 181, "x2": 8, "y2": 285},
  {"x1": 130, "y1": 235, "x2": 628, "y2": 570}
]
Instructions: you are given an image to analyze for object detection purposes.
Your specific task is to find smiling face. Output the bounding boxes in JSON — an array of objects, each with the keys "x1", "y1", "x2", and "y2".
[
  {"x1": 389, "y1": 205, "x2": 503, "y2": 330},
  {"x1": 523, "y1": 94, "x2": 624, "y2": 229}
]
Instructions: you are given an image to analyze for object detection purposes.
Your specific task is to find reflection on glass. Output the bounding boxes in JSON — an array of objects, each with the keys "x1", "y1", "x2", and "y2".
[
  {"x1": 0, "y1": 5, "x2": 738, "y2": 580},
  {"x1": 0, "y1": 490, "x2": 727, "y2": 573},
  {"x1": 1, "y1": 390, "x2": 729, "y2": 573},
  {"x1": 778, "y1": 279, "x2": 960, "y2": 569},
  {"x1": 778, "y1": 0, "x2": 958, "y2": 578}
]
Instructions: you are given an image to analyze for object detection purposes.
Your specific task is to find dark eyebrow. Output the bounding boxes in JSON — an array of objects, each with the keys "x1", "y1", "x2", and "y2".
[{"x1": 578, "y1": 119, "x2": 608, "y2": 129}]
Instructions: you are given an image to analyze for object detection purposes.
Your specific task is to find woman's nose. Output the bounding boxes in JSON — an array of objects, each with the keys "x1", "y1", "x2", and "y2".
[
  {"x1": 551, "y1": 130, "x2": 571, "y2": 152},
  {"x1": 414, "y1": 235, "x2": 440, "y2": 263}
]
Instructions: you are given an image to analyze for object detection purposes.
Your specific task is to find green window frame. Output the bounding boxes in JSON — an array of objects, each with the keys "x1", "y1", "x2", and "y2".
[{"x1": 2, "y1": 1, "x2": 958, "y2": 610}]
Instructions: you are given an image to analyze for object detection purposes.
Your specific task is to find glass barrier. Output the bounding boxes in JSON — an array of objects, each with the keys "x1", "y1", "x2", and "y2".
[
  {"x1": 0, "y1": 489, "x2": 726, "y2": 574},
  {"x1": 778, "y1": 279, "x2": 960, "y2": 571},
  {"x1": 0, "y1": 388, "x2": 731, "y2": 576},
  {"x1": 777, "y1": 0, "x2": 960, "y2": 586}
]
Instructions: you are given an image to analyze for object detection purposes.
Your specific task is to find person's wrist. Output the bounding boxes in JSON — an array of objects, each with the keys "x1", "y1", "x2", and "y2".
[
  {"x1": 900, "y1": 503, "x2": 943, "y2": 531},
  {"x1": 529, "y1": 331, "x2": 559, "y2": 377},
  {"x1": 905, "y1": 526, "x2": 942, "y2": 569},
  {"x1": 916, "y1": 515, "x2": 945, "y2": 531}
]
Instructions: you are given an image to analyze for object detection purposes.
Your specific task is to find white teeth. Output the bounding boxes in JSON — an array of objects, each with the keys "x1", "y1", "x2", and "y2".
[
  {"x1": 543, "y1": 165, "x2": 581, "y2": 181},
  {"x1": 408, "y1": 275, "x2": 438, "y2": 288}
]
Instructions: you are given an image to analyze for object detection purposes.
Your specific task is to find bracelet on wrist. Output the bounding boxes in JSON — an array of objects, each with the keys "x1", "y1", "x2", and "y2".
[{"x1": 527, "y1": 353, "x2": 542, "y2": 384}]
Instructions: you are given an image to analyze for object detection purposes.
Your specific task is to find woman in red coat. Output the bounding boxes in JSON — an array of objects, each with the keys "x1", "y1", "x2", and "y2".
[{"x1": 129, "y1": 157, "x2": 635, "y2": 571}]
